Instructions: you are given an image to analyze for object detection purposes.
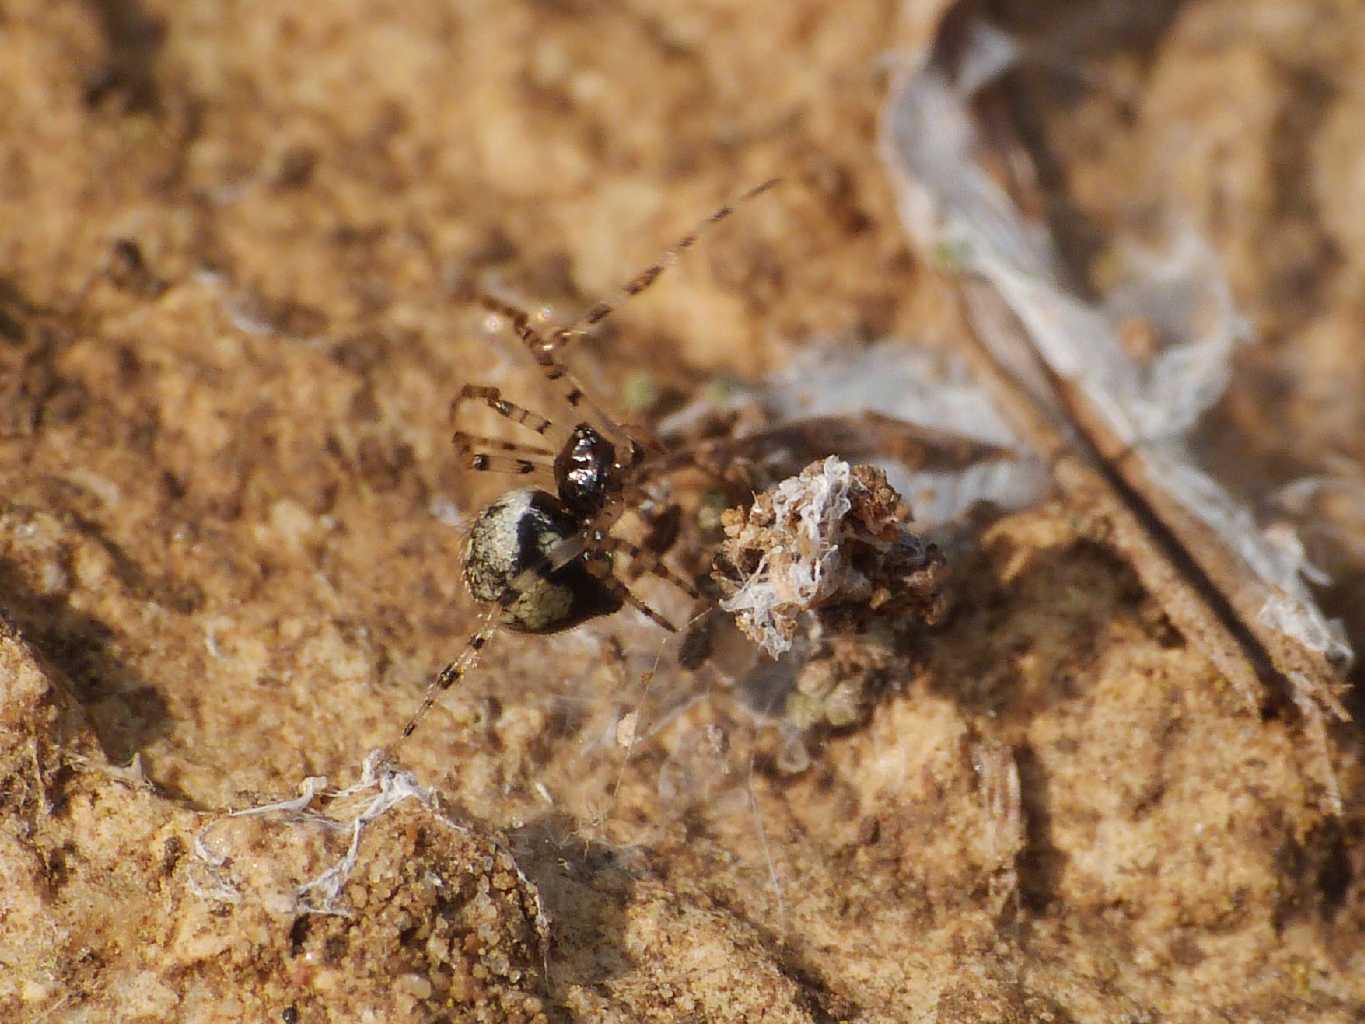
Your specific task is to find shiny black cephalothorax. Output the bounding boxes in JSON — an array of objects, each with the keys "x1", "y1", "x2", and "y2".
[{"x1": 553, "y1": 423, "x2": 622, "y2": 519}]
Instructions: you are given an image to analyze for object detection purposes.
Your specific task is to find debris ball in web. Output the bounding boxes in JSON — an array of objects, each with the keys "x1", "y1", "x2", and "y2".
[{"x1": 714, "y1": 457, "x2": 947, "y2": 658}]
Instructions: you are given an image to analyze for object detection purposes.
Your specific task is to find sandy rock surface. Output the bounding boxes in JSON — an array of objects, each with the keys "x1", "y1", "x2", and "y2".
[{"x1": 2, "y1": 1, "x2": 1363, "y2": 1021}]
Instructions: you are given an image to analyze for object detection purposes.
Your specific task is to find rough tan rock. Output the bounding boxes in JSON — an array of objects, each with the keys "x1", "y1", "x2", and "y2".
[{"x1": 1, "y1": 1, "x2": 1362, "y2": 1021}]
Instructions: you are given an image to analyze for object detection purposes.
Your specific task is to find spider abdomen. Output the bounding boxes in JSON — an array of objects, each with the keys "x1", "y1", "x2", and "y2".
[{"x1": 464, "y1": 488, "x2": 623, "y2": 633}]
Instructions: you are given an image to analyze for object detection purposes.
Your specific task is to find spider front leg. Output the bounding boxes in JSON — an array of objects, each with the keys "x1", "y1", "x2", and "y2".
[
  {"x1": 550, "y1": 177, "x2": 783, "y2": 346},
  {"x1": 452, "y1": 431, "x2": 554, "y2": 458},
  {"x1": 476, "y1": 292, "x2": 630, "y2": 441},
  {"x1": 457, "y1": 452, "x2": 545, "y2": 476},
  {"x1": 451, "y1": 383, "x2": 556, "y2": 437},
  {"x1": 452, "y1": 430, "x2": 553, "y2": 476},
  {"x1": 449, "y1": 388, "x2": 558, "y2": 476}
]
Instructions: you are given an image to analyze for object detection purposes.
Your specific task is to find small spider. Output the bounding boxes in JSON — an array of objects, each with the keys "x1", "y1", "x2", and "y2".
[{"x1": 395, "y1": 179, "x2": 781, "y2": 744}]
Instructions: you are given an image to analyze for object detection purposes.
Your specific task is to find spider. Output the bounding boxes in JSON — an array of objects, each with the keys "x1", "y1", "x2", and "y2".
[{"x1": 394, "y1": 179, "x2": 782, "y2": 745}]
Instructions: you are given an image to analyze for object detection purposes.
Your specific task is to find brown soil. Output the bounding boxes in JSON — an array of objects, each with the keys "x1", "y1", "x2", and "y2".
[{"x1": 1, "y1": 1, "x2": 1362, "y2": 1021}]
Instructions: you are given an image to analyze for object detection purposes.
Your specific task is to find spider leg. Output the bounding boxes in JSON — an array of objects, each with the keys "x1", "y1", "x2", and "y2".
[
  {"x1": 689, "y1": 413, "x2": 1013, "y2": 475},
  {"x1": 598, "y1": 535, "x2": 701, "y2": 602},
  {"x1": 585, "y1": 554, "x2": 678, "y2": 633},
  {"x1": 451, "y1": 383, "x2": 555, "y2": 437},
  {"x1": 637, "y1": 441, "x2": 735, "y2": 489},
  {"x1": 452, "y1": 431, "x2": 554, "y2": 458},
  {"x1": 394, "y1": 614, "x2": 500, "y2": 744},
  {"x1": 504, "y1": 496, "x2": 681, "y2": 633},
  {"x1": 476, "y1": 291, "x2": 638, "y2": 449},
  {"x1": 570, "y1": 510, "x2": 687, "y2": 632},
  {"x1": 547, "y1": 492, "x2": 629, "y2": 574},
  {"x1": 610, "y1": 579, "x2": 678, "y2": 633},
  {"x1": 457, "y1": 452, "x2": 544, "y2": 476},
  {"x1": 549, "y1": 177, "x2": 782, "y2": 349}
]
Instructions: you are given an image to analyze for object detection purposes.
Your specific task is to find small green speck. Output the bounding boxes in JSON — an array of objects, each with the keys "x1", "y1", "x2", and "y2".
[{"x1": 621, "y1": 371, "x2": 659, "y2": 415}]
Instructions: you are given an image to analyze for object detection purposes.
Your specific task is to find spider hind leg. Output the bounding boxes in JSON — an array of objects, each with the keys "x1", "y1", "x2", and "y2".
[{"x1": 395, "y1": 617, "x2": 499, "y2": 743}]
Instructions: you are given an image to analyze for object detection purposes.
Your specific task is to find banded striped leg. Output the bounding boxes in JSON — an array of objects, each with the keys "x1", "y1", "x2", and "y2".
[
  {"x1": 581, "y1": 551, "x2": 679, "y2": 634},
  {"x1": 510, "y1": 494, "x2": 630, "y2": 606},
  {"x1": 628, "y1": 442, "x2": 738, "y2": 496},
  {"x1": 549, "y1": 177, "x2": 783, "y2": 348},
  {"x1": 451, "y1": 432, "x2": 554, "y2": 458},
  {"x1": 395, "y1": 614, "x2": 499, "y2": 744},
  {"x1": 450, "y1": 384, "x2": 555, "y2": 438},
  {"x1": 452, "y1": 430, "x2": 553, "y2": 476},
  {"x1": 513, "y1": 472, "x2": 679, "y2": 584},
  {"x1": 476, "y1": 292, "x2": 634, "y2": 451},
  {"x1": 458, "y1": 452, "x2": 545, "y2": 476},
  {"x1": 599, "y1": 536, "x2": 701, "y2": 602},
  {"x1": 540, "y1": 493, "x2": 631, "y2": 576},
  {"x1": 504, "y1": 529, "x2": 680, "y2": 634}
]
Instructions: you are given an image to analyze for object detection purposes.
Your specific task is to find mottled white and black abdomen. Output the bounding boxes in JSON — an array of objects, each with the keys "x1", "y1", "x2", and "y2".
[{"x1": 463, "y1": 488, "x2": 622, "y2": 633}]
